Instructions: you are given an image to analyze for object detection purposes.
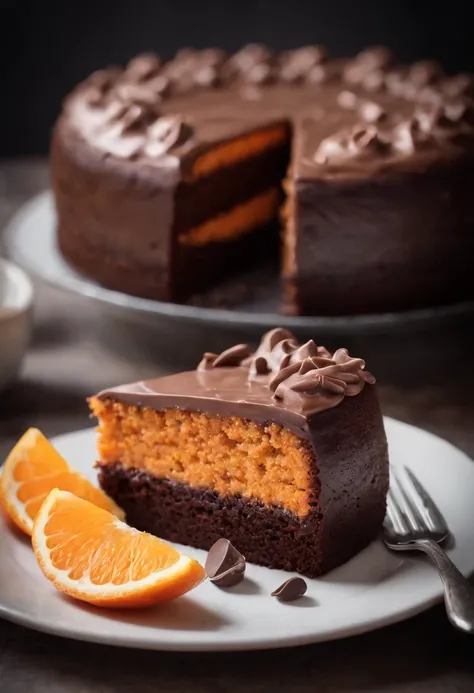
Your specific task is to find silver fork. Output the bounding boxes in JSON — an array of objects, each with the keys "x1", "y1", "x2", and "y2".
[{"x1": 384, "y1": 464, "x2": 474, "y2": 634}]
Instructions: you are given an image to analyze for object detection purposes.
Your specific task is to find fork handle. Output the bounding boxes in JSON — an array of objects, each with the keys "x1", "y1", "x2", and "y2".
[{"x1": 414, "y1": 538, "x2": 474, "y2": 634}]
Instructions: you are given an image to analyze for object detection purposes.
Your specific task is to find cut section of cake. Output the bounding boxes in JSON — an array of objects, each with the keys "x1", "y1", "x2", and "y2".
[{"x1": 90, "y1": 329, "x2": 389, "y2": 578}]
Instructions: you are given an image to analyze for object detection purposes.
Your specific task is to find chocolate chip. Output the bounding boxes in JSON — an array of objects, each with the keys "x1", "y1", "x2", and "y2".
[
  {"x1": 205, "y1": 539, "x2": 246, "y2": 587},
  {"x1": 271, "y1": 577, "x2": 307, "y2": 601}
]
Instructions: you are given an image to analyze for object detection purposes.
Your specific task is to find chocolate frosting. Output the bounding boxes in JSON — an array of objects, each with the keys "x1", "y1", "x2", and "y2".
[
  {"x1": 62, "y1": 44, "x2": 474, "y2": 180},
  {"x1": 97, "y1": 328, "x2": 375, "y2": 436}
]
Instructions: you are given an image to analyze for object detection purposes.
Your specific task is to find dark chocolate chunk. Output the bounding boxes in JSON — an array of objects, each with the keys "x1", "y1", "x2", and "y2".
[
  {"x1": 271, "y1": 577, "x2": 308, "y2": 601},
  {"x1": 205, "y1": 538, "x2": 246, "y2": 587}
]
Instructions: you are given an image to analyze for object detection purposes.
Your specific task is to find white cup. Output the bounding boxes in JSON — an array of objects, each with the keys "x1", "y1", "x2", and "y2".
[{"x1": 0, "y1": 258, "x2": 33, "y2": 393}]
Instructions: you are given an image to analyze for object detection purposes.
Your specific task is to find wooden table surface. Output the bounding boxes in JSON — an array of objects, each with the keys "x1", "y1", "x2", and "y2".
[{"x1": 1, "y1": 160, "x2": 474, "y2": 693}]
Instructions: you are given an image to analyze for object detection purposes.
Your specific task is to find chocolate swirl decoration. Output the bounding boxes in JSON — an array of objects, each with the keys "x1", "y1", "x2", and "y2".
[
  {"x1": 343, "y1": 46, "x2": 394, "y2": 88},
  {"x1": 198, "y1": 344, "x2": 252, "y2": 371},
  {"x1": 222, "y1": 44, "x2": 276, "y2": 85},
  {"x1": 269, "y1": 348, "x2": 375, "y2": 412},
  {"x1": 278, "y1": 46, "x2": 327, "y2": 84},
  {"x1": 197, "y1": 328, "x2": 375, "y2": 414},
  {"x1": 314, "y1": 124, "x2": 390, "y2": 165}
]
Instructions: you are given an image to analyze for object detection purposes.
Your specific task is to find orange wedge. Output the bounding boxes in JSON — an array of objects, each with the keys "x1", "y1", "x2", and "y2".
[
  {"x1": 0, "y1": 428, "x2": 124, "y2": 535},
  {"x1": 32, "y1": 490, "x2": 205, "y2": 607}
]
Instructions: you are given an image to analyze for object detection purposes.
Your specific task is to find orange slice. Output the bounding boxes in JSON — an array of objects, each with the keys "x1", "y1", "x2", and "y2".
[
  {"x1": 32, "y1": 490, "x2": 205, "y2": 607},
  {"x1": 0, "y1": 428, "x2": 124, "y2": 535}
]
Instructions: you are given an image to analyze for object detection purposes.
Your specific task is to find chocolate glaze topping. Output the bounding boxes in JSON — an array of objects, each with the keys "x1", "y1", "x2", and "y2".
[
  {"x1": 64, "y1": 44, "x2": 474, "y2": 178},
  {"x1": 97, "y1": 328, "x2": 375, "y2": 437}
]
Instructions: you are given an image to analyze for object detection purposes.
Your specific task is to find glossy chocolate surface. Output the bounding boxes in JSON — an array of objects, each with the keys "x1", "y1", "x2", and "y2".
[
  {"x1": 97, "y1": 329, "x2": 375, "y2": 438},
  {"x1": 62, "y1": 46, "x2": 474, "y2": 179}
]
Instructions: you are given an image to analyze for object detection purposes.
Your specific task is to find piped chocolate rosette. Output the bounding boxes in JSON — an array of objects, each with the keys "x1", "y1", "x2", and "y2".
[{"x1": 198, "y1": 327, "x2": 375, "y2": 415}]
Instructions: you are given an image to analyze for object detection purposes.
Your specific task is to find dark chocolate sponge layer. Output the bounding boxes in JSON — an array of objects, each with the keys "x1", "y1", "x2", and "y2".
[{"x1": 98, "y1": 463, "x2": 386, "y2": 578}]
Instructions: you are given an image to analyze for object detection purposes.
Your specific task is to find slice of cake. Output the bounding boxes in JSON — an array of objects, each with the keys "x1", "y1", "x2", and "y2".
[{"x1": 90, "y1": 329, "x2": 389, "y2": 578}]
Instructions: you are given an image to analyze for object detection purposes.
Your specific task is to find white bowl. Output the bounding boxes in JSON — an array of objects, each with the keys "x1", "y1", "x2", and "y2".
[{"x1": 0, "y1": 258, "x2": 33, "y2": 392}]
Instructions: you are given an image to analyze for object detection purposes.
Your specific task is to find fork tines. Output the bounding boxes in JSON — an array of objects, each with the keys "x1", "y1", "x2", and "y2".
[{"x1": 387, "y1": 464, "x2": 448, "y2": 535}]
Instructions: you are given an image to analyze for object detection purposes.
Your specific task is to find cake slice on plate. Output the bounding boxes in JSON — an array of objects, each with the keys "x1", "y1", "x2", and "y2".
[{"x1": 90, "y1": 328, "x2": 389, "y2": 578}]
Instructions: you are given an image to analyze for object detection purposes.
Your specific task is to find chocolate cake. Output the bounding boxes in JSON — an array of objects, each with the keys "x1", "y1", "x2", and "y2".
[
  {"x1": 90, "y1": 328, "x2": 389, "y2": 578},
  {"x1": 52, "y1": 44, "x2": 474, "y2": 316}
]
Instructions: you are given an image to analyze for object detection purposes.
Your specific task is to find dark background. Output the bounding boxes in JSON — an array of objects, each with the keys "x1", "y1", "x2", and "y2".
[{"x1": 0, "y1": 0, "x2": 473, "y2": 156}]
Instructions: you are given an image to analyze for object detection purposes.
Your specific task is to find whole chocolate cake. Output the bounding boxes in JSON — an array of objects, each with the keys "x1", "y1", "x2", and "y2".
[
  {"x1": 90, "y1": 329, "x2": 389, "y2": 577},
  {"x1": 52, "y1": 45, "x2": 474, "y2": 315}
]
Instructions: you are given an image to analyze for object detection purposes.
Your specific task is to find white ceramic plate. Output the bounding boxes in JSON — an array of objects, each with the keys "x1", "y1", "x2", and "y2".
[{"x1": 1, "y1": 418, "x2": 474, "y2": 652}]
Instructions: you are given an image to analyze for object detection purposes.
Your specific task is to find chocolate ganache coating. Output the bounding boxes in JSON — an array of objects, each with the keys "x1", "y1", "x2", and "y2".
[{"x1": 98, "y1": 328, "x2": 377, "y2": 434}]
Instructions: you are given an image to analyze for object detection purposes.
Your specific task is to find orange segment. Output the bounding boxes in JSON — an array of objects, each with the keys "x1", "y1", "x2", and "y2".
[
  {"x1": 0, "y1": 428, "x2": 124, "y2": 535},
  {"x1": 32, "y1": 490, "x2": 205, "y2": 607}
]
